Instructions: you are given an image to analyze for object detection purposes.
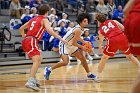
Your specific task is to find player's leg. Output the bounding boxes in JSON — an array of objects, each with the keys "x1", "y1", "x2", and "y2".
[
  {"x1": 30, "y1": 55, "x2": 42, "y2": 78},
  {"x1": 23, "y1": 38, "x2": 41, "y2": 91},
  {"x1": 25, "y1": 55, "x2": 42, "y2": 91},
  {"x1": 44, "y1": 54, "x2": 69, "y2": 80},
  {"x1": 97, "y1": 54, "x2": 110, "y2": 79},
  {"x1": 137, "y1": 55, "x2": 140, "y2": 61},
  {"x1": 125, "y1": 54, "x2": 140, "y2": 67},
  {"x1": 52, "y1": 55, "x2": 69, "y2": 69},
  {"x1": 72, "y1": 50, "x2": 97, "y2": 80}
]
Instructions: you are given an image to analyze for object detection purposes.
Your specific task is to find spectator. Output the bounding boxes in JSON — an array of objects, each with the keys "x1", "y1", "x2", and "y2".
[
  {"x1": 10, "y1": 0, "x2": 22, "y2": 19},
  {"x1": 53, "y1": 0, "x2": 64, "y2": 19},
  {"x1": 41, "y1": 31, "x2": 51, "y2": 51},
  {"x1": 67, "y1": 21, "x2": 75, "y2": 32},
  {"x1": 67, "y1": 0, "x2": 77, "y2": 10},
  {"x1": 50, "y1": 8, "x2": 58, "y2": 19},
  {"x1": 21, "y1": 6, "x2": 31, "y2": 25},
  {"x1": 29, "y1": 0, "x2": 43, "y2": 9},
  {"x1": 48, "y1": 14, "x2": 56, "y2": 25},
  {"x1": 112, "y1": 5, "x2": 124, "y2": 24},
  {"x1": 85, "y1": 0, "x2": 96, "y2": 24},
  {"x1": 10, "y1": 18, "x2": 22, "y2": 29},
  {"x1": 51, "y1": 21, "x2": 57, "y2": 29},
  {"x1": 83, "y1": 29, "x2": 99, "y2": 59},
  {"x1": 85, "y1": 0, "x2": 96, "y2": 13},
  {"x1": 77, "y1": 0, "x2": 85, "y2": 14},
  {"x1": 96, "y1": 0, "x2": 108, "y2": 16},
  {"x1": 58, "y1": 19, "x2": 67, "y2": 37},
  {"x1": 82, "y1": 29, "x2": 94, "y2": 61},
  {"x1": 48, "y1": 8, "x2": 59, "y2": 23},
  {"x1": 51, "y1": 28, "x2": 61, "y2": 52},
  {"x1": 30, "y1": 7, "x2": 38, "y2": 18},
  {"x1": 107, "y1": 0, "x2": 116, "y2": 19},
  {"x1": 62, "y1": 13, "x2": 70, "y2": 27}
]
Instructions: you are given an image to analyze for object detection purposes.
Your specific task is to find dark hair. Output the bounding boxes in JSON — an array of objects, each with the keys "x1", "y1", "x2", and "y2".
[
  {"x1": 38, "y1": 4, "x2": 50, "y2": 15},
  {"x1": 77, "y1": 13, "x2": 92, "y2": 24},
  {"x1": 95, "y1": 13, "x2": 107, "y2": 23}
]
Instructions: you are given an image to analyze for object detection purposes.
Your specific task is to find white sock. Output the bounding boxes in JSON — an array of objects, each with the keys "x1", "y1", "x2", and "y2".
[
  {"x1": 49, "y1": 67, "x2": 52, "y2": 71},
  {"x1": 87, "y1": 72, "x2": 92, "y2": 75}
]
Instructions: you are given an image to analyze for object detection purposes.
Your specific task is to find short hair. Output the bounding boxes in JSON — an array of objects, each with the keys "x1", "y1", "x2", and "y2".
[
  {"x1": 77, "y1": 13, "x2": 92, "y2": 24},
  {"x1": 38, "y1": 4, "x2": 50, "y2": 15},
  {"x1": 95, "y1": 13, "x2": 107, "y2": 23}
]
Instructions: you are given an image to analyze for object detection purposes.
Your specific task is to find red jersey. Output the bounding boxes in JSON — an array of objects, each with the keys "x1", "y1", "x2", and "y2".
[
  {"x1": 131, "y1": 0, "x2": 140, "y2": 12},
  {"x1": 99, "y1": 20, "x2": 123, "y2": 39},
  {"x1": 26, "y1": 15, "x2": 46, "y2": 41}
]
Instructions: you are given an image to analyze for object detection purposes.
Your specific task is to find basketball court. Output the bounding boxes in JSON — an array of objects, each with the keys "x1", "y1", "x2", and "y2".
[{"x1": 0, "y1": 58, "x2": 139, "y2": 93}]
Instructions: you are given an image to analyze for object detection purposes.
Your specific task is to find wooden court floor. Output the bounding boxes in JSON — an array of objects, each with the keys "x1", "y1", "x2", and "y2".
[{"x1": 0, "y1": 58, "x2": 139, "y2": 93}]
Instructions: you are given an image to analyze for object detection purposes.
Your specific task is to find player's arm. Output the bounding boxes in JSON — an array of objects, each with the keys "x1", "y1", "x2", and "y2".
[
  {"x1": 113, "y1": 20, "x2": 124, "y2": 31},
  {"x1": 72, "y1": 29, "x2": 83, "y2": 49},
  {"x1": 72, "y1": 29, "x2": 87, "y2": 51},
  {"x1": 78, "y1": 35, "x2": 86, "y2": 43},
  {"x1": 42, "y1": 19, "x2": 68, "y2": 44},
  {"x1": 19, "y1": 21, "x2": 29, "y2": 38},
  {"x1": 124, "y1": 0, "x2": 135, "y2": 19},
  {"x1": 98, "y1": 31, "x2": 104, "y2": 53}
]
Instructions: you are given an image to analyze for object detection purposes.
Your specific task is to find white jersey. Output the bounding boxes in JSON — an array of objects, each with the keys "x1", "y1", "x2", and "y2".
[
  {"x1": 59, "y1": 24, "x2": 84, "y2": 55},
  {"x1": 62, "y1": 24, "x2": 84, "y2": 45}
]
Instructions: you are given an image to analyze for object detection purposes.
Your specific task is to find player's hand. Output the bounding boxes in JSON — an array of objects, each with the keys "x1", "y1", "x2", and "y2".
[
  {"x1": 81, "y1": 46, "x2": 88, "y2": 52},
  {"x1": 99, "y1": 45, "x2": 103, "y2": 53},
  {"x1": 22, "y1": 34, "x2": 26, "y2": 38}
]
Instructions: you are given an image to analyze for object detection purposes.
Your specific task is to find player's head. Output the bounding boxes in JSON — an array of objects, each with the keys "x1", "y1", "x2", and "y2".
[
  {"x1": 77, "y1": 13, "x2": 92, "y2": 27},
  {"x1": 38, "y1": 4, "x2": 50, "y2": 15},
  {"x1": 95, "y1": 13, "x2": 107, "y2": 23}
]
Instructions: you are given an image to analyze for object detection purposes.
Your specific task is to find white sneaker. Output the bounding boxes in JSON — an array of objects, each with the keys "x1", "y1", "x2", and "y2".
[
  {"x1": 25, "y1": 77, "x2": 40, "y2": 91},
  {"x1": 94, "y1": 76, "x2": 101, "y2": 83},
  {"x1": 35, "y1": 79, "x2": 40, "y2": 87},
  {"x1": 77, "y1": 59, "x2": 81, "y2": 65},
  {"x1": 94, "y1": 54, "x2": 99, "y2": 58},
  {"x1": 69, "y1": 56, "x2": 73, "y2": 60},
  {"x1": 88, "y1": 56, "x2": 93, "y2": 61}
]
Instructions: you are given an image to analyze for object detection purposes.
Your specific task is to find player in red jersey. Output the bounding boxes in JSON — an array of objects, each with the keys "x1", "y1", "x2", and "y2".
[
  {"x1": 124, "y1": 0, "x2": 140, "y2": 93},
  {"x1": 95, "y1": 13, "x2": 140, "y2": 80},
  {"x1": 124, "y1": 0, "x2": 140, "y2": 60},
  {"x1": 20, "y1": 4, "x2": 67, "y2": 91}
]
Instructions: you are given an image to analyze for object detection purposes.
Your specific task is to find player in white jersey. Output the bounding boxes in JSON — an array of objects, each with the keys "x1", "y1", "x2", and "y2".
[{"x1": 44, "y1": 13, "x2": 98, "y2": 81}]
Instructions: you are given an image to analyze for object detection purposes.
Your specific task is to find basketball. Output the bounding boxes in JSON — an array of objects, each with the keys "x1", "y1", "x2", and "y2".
[{"x1": 82, "y1": 41, "x2": 92, "y2": 52}]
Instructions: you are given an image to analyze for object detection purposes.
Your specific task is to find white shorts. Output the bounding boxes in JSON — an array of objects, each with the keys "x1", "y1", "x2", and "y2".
[{"x1": 59, "y1": 42, "x2": 78, "y2": 55}]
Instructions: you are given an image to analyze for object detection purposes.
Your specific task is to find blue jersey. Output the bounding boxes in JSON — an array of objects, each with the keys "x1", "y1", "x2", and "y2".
[
  {"x1": 59, "y1": 27, "x2": 67, "y2": 37},
  {"x1": 42, "y1": 32, "x2": 51, "y2": 42},
  {"x1": 53, "y1": 38, "x2": 60, "y2": 48}
]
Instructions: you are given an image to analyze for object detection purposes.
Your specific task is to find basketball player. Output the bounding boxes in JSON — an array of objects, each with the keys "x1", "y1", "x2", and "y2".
[
  {"x1": 20, "y1": 4, "x2": 67, "y2": 91},
  {"x1": 95, "y1": 13, "x2": 140, "y2": 80},
  {"x1": 124, "y1": 0, "x2": 140, "y2": 60},
  {"x1": 44, "y1": 13, "x2": 98, "y2": 81},
  {"x1": 124, "y1": 0, "x2": 140, "y2": 93}
]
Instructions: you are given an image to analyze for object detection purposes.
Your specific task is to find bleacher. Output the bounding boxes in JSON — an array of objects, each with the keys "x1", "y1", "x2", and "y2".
[{"x1": 0, "y1": 0, "x2": 126, "y2": 66}]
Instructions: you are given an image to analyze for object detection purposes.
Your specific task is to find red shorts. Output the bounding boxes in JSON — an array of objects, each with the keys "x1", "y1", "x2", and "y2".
[
  {"x1": 124, "y1": 12, "x2": 140, "y2": 55},
  {"x1": 104, "y1": 34, "x2": 131, "y2": 56},
  {"x1": 22, "y1": 37, "x2": 40, "y2": 58}
]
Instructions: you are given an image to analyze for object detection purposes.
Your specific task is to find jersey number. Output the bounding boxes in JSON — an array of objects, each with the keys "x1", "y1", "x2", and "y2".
[
  {"x1": 102, "y1": 22, "x2": 115, "y2": 33},
  {"x1": 30, "y1": 21, "x2": 36, "y2": 30}
]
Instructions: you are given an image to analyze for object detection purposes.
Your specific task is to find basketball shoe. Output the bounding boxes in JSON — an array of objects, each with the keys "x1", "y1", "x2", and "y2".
[
  {"x1": 25, "y1": 77, "x2": 40, "y2": 91},
  {"x1": 44, "y1": 67, "x2": 51, "y2": 80},
  {"x1": 87, "y1": 74, "x2": 101, "y2": 83}
]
